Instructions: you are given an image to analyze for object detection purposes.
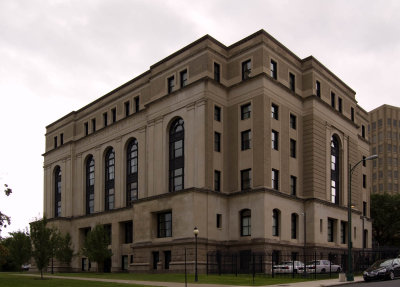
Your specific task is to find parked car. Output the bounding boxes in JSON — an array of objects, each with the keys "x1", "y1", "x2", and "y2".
[
  {"x1": 363, "y1": 258, "x2": 400, "y2": 281},
  {"x1": 298, "y1": 260, "x2": 341, "y2": 273},
  {"x1": 273, "y1": 261, "x2": 304, "y2": 273},
  {"x1": 21, "y1": 264, "x2": 31, "y2": 271}
]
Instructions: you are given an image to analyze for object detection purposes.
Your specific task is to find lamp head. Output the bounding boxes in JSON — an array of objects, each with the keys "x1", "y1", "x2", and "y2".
[
  {"x1": 365, "y1": 154, "x2": 378, "y2": 161},
  {"x1": 193, "y1": 226, "x2": 199, "y2": 236}
]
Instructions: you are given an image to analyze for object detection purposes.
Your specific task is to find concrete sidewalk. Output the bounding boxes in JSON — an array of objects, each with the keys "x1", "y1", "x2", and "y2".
[{"x1": 14, "y1": 273, "x2": 364, "y2": 287}]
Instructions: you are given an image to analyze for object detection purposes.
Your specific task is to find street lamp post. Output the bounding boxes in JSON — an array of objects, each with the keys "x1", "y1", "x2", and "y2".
[
  {"x1": 347, "y1": 154, "x2": 378, "y2": 281},
  {"x1": 194, "y1": 227, "x2": 199, "y2": 282}
]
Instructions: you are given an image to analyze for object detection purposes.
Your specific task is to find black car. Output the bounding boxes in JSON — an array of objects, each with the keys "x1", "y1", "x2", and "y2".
[{"x1": 363, "y1": 258, "x2": 400, "y2": 281}]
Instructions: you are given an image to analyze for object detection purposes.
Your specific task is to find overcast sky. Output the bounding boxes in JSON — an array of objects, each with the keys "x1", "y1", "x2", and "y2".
[{"x1": 1, "y1": 0, "x2": 399, "y2": 236}]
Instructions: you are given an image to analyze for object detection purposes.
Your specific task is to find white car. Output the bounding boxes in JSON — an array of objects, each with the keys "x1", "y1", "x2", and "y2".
[
  {"x1": 21, "y1": 264, "x2": 31, "y2": 271},
  {"x1": 273, "y1": 261, "x2": 304, "y2": 273},
  {"x1": 301, "y1": 260, "x2": 341, "y2": 273}
]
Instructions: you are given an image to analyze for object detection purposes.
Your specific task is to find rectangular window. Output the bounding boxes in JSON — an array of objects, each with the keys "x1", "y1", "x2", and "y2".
[
  {"x1": 340, "y1": 221, "x2": 347, "y2": 244},
  {"x1": 241, "y1": 103, "x2": 251, "y2": 120},
  {"x1": 214, "y1": 170, "x2": 221, "y2": 192},
  {"x1": 84, "y1": 122, "x2": 89, "y2": 136},
  {"x1": 290, "y1": 113, "x2": 297, "y2": 129},
  {"x1": 363, "y1": 156, "x2": 366, "y2": 167},
  {"x1": 241, "y1": 169, "x2": 251, "y2": 190},
  {"x1": 112, "y1": 108, "x2": 117, "y2": 123},
  {"x1": 216, "y1": 214, "x2": 222, "y2": 228},
  {"x1": 272, "y1": 130, "x2": 279, "y2": 150},
  {"x1": 351, "y1": 107, "x2": 354, "y2": 122},
  {"x1": 272, "y1": 169, "x2": 279, "y2": 190},
  {"x1": 241, "y1": 130, "x2": 251, "y2": 150},
  {"x1": 103, "y1": 112, "x2": 108, "y2": 127},
  {"x1": 271, "y1": 103, "x2": 279, "y2": 120},
  {"x1": 331, "y1": 92, "x2": 336, "y2": 108},
  {"x1": 157, "y1": 211, "x2": 172, "y2": 238},
  {"x1": 167, "y1": 76, "x2": 174, "y2": 94},
  {"x1": 54, "y1": 136, "x2": 58, "y2": 149},
  {"x1": 214, "y1": 62, "x2": 220, "y2": 83},
  {"x1": 214, "y1": 106, "x2": 221, "y2": 121},
  {"x1": 363, "y1": 201, "x2": 367, "y2": 216},
  {"x1": 316, "y1": 80, "x2": 321, "y2": 97},
  {"x1": 134, "y1": 96, "x2": 140, "y2": 113},
  {"x1": 290, "y1": 139, "x2": 296, "y2": 158},
  {"x1": 270, "y1": 60, "x2": 277, "y2": 79},
  {"x1": 290, "y1": 176, "x2": 297, "y2": 196},
  {"x1": 363, "y1": 174, "x2": 367, "y2": 188},
  {"x1": 180, "y1": 69, "x2": 187, "y2": 88},
  {"x1": 91, "y1": 118, "x2": 96, "y2": 133},
  {"x1": 338, "y1": 97, "x2": 343, "y2": 113},
  {"x1": 104, "y1": 224, "x2": 112, "y2": 245},
  {"x1": 124, "y1": 101, "x2": 130, "y2": 117},
  {"x1": 289, "y1": 72, "x2": 295, "y2": 92},
  {"x1": 272, "y1": 250, "x2": 280, "y2": 264},
  {"x1": 214, "y1": 132, "x2": 221, "y2": 152},
  {"x1": 327, "y1": 218, "x2": 334, "y2": 242},
  {"x1": 242, "y1": 59, "x2": 251, "y2": 80},
  {"x1": 362, "y1": 125, "x2": 365, "y2": 138},
  {"x1": 124, "y1": 221, "x2": 133, "y2": 244}
]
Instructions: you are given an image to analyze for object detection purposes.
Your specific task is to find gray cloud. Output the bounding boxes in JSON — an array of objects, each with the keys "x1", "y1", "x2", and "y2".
[{"x1": 1, "y1": 0, "x2": 400, "y2": 235}]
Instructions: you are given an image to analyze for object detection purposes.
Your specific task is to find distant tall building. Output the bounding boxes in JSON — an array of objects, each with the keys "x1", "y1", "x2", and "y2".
[
  {"x1": 369, "y1": 104, "x2": 400, "y2": 194},
  {"x1": 43, "y1": 30, "x2": 372, "y2": 273}
]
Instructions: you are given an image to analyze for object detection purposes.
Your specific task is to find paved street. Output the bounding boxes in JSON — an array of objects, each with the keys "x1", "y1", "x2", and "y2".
[{"x1": 345, "y1": 279, "x2": 400, "y2": 287}]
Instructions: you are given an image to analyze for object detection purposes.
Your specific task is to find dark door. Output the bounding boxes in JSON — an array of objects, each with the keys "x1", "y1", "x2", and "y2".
[
  {"x1": 81, "y1": 258, "x2": 87, "y2": 271},
  {"x1": 164, "y1": 251, "x2": 171, "y2": 269},
  {"x1": 239, "y1": 250, "x2": 251, "y2": 273},
  {"x1": 152, "y1": 251, "x2": 159, "y2": 270},
  {"x1": 104, "y1": 258, "x2": 111, "y2": 273}
]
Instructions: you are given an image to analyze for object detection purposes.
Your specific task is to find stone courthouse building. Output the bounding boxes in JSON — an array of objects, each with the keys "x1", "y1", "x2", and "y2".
[{"x1": 43, "y1": 30, "x2": 372, "y2": 272}]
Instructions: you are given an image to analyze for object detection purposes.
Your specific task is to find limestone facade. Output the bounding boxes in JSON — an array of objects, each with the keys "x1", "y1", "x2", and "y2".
[{"x1": 43, "y1": 30, "x2": 372, "y2": 272}]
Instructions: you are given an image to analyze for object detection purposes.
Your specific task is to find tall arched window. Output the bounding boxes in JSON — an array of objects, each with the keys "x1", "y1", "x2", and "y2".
[
  {"x1": 54, "y1": 166, "x2": 61, "y2": 217},
  {"x1": 105, "y1": 148, "x2": 115, "y2": 210},
  {"x1": 291, "y1": 213, "x2": 298, "y2": 239},
  {"x1": 240, "y1": 209, "x2": 251, "y2": 236},
  {"x1": 331, "y1": 136, "x2": 340, "y2": 204},
  {"x1": 272, "y1": 209, "x2": 280, "y2": 236},
  {"x1": 86, "y1": 155, "x2": 95, "y2": 214},
  {"x1": 363, "y1": 229, "x2": 368, "y2": 248},
  {"x1": 126, "y1": 139, "x2": 138, "y2": 206},
  {"x1": 169, "y1": 118, "x2": 184, "y2": 192}
]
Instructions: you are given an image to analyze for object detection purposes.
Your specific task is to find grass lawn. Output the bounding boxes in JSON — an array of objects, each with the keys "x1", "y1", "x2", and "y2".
[
  {"x1": 3, "y1": 272, "x2": 340, "y2": 286},
  {"x1": 0, "y1": 273, "x2": 156, "y2": 287},
  {"x1": 53, "y1": 272, "x2": 319, "y2": 286}
]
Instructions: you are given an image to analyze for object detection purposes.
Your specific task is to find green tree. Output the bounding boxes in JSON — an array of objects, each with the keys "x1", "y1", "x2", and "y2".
[
  {"x1": 55, "y1": 232, "x2": 74, "y2": 265},
  {"x1": 6, "y1": 230, "x2": 31, "y2": 271},
  {"x1": 371, "y1": 193, "x2": 400, "y2": 246},
  {"x1": 30, "y1": 217, "x2": 52, "y2": 279},
  {"x1": 0, "y1": 241, "x2": 9, "y2": 268},
  {"x1": 0, "y1": 184, "x2": 12, "y2": 237},
  {"x1": 81, "y1": 224, "x2": 112, "y2": 272},
  {"x1": 49, "y1": 230, "x2": 74, "y2": 273}
]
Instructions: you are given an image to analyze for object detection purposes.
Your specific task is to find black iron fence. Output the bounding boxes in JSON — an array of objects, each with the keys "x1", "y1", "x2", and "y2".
[{"x1": 206, "y1": 248, "x2": 400, "y2": 278}]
